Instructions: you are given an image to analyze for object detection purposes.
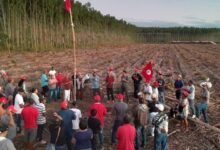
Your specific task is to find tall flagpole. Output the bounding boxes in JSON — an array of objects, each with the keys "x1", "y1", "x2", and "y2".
[{"x1": 69, "y1": 7, "x2": 77, "y2": 102}]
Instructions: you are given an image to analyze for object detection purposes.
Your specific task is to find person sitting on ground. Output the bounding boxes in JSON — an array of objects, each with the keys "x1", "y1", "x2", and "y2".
[
  {"x1": 88, "y1": 109, "x2": 101, "y2": 150},
  {"x1": 133, "y1": 97, "x2": 148, "y2": 150},
  {"x1": 89, "y1": 95, "x2": 107, "y2": 149},
  {"x1": 116, "y1": 113, "x2": 136, "y2": 150},
  {"x1": 174, "y1": 74, "x2": 184, "y2": 101},
  {"x1": 0, "y1": 124, "x2": 16, "y2": 150},
  {"x1": 179, "y1": 90, "x2": 190, "y2": 131},
  {"x1": 0, "y1": 98, "x2": 17, "y2": 141},
  {"x1": 21, "y1": 98, "x2": 39, "y2": 150},
  {"x1": 58, "y1": 100, "x2": 76, "y2": 150},
  {"x1": 70, "y1": 101, "x2": 82, "y2": 133},
  {"x1": 73, "y1": 118, "x2": 93, "y2": 150},
  {"x1": 152, "y1": 104, "x2": 168, "y2": 150},
  {"x1": 48, "y1": 112, "x2": 67, "y2": 150},
  {"x1": 187, "y1": 80, "x2": 196, "y2": 118},
  {"x1": 132, "y1": 68, "x2": 142, "y2": 98},
  {"x1": 34, "y1": 97, "x2": 47, "y2": 144},
  {"x1": 195, "y1": 79, "x2": 212, "y2": 123},
  {"x1": 111, "y1": 94, "x2": 128, "y2": 145}
]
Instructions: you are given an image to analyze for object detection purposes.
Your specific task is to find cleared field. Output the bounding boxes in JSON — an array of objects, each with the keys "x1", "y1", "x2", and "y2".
[{"x1": 1, "y1": 44, "x2": 220, "y2": 150}]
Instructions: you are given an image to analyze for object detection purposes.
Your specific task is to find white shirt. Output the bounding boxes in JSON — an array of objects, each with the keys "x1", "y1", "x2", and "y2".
[
  {"x1": 152, "y1": 88, "x2": 159, "y2": 100},
  {"x1": 49, "y1": 70, "x2": 56, "y2": 76},
  {"x1": 14, "y1": 93, "x2": 24, "y2": 114},
  {"x1": 70, "y1": 108, "x2": 82, "y2": 130},
  {"x1": 143, "y1": 85, "x2": 152, "y2": 101},
  {"x1": 188, "y1": 85, "x2": 195, "y2": 100},
  {"x1": 31, "y1": 93, "x2": 40, "y2": 105}
]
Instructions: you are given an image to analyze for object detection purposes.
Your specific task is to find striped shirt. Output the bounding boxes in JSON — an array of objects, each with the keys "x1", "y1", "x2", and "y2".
[{"x1": 34, "y1": 103, "x2": 46, "y2": 124}]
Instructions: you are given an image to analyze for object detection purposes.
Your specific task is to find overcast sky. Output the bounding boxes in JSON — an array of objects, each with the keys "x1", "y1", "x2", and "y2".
[{"x1": 78, "y1": 0, "x2": 220, "y2": 28}]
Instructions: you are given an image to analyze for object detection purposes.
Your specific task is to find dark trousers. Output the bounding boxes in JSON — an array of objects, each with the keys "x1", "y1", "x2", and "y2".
[
  {"x1": 92, "y1": 133, "x2": 99, "y2": 150},
  {"x1": 15, "y1": 114, "x2": 22, "y2": 133},
  {"x1": 37, "y1": 124, "x2": 45, "y2": 141},
  {"x1": 41, "y1": 86, "x2": 49, "y2": 97},
  {"x1": 175, "y1": 90, "x2": 181, "y2": 100},
  {"x1": 121, "y1": 86, "x2": 129, "y2": 102},
  {"x1": 111, "y1": 120, "x2": 123, "y2": 144},
  {"x1": 134, "y1": 84, "x2": 141, "y2": 98},
  {"x1": 92, "y1": 88, "x2": 100, "y2": 96},
  {"x1": 107, "y1": 88, "x2": 114, "y2": 101}
]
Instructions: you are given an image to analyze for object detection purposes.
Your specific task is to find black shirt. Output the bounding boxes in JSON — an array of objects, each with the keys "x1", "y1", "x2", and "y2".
[
  {"x1": 88, "y1": 117, "x2": 101, "y2": 134},
  {"x1": 157, "y1": 78, "x2": 165, "y2": 92},
  {"x1": 132, "y1": 73, "x2": 142, "y2": 85},
  {"x1": 49, "y1": 121, "x2": 66, "y2": 146}
]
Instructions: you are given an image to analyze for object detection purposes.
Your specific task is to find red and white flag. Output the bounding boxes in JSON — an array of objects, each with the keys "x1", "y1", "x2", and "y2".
[
  {"x1": 65, "y1": 0, "x2": 71, "y2": 13},
  {"x1": 141, "y1": 62, "x2": 153, "y2": 83}
]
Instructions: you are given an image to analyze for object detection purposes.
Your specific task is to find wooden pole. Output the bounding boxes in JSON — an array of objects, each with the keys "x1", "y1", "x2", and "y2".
[{"x1": 69, "y1": 10, "x2": 77, "y2": 101}]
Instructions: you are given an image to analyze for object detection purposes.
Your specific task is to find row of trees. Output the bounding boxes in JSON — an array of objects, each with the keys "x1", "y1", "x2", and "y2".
[{"x1": 0, "y1": 0, "x2": 137, "y2": 51}]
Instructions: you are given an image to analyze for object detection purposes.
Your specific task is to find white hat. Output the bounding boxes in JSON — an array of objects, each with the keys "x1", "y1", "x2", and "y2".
[
  {"x1": 137, "y1": 92, "x2": 143, "y2": 96},
  {"x1": 155, "y1": 104, "x2": 164, "y2": 111},
  {"x1": 200, "y1": 81, "x2": 212, "y2": 88}
]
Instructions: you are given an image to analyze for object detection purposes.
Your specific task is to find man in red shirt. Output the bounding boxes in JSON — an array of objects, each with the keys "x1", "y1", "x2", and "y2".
[
  {"x1": 21, "y1": 98, "x2": 39, "y2": 150},
  {"x1": 116, "y1": 113, "x2": 136, "y2": 150},
  {"x1": 106, "y1": 71, "x2": 115, "y2": 102},
  {"x1": 62, "y1": 72, "x2": 72, "y2": 102},
  {"x1": 89, "y1": 95, "x2": 107, "y2": 149}
]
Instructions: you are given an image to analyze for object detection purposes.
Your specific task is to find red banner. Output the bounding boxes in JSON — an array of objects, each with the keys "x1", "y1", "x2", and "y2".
[
  {"x1": 65, "y1": 0, "x2": 71, "y2": 13},
  {"x1": 141, "y1": 62, "x2": 153, "y2": 83}
]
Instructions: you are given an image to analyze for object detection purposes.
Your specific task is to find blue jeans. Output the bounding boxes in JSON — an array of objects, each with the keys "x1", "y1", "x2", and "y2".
[
  {"x1": 196, "y1": 103, "x2": 208, "y2": 123},
  {"x1": 49, "y1": 89, "x2": 57, "y2": 103},
  {"x1": 135, "y1": 126, "x2": 147, "y2": 150},
  {"x1": 154, "y1": 133, "x2": 168, "y2": 150},
  {"x1": 111, "y1": 120, "x2": 123, "y2": 144},
  {"x1": 98, "y1": 128, "x2": 104, "y2": 148},
  {"x1": 56, "y1": 86, "x2": 62, "y2": 99},
  {"x1": 158, "y1": 91, "x2": 165, "y2": 104},
  {"x1": 55, "y1": 145, "x2": 67, "y2": 150},
  {"x1": 15, "y1": 114, "x2": 22, "y2": 133},
  {"x1": 188, "y1": 98, "x2": 195, "y2": 116}
]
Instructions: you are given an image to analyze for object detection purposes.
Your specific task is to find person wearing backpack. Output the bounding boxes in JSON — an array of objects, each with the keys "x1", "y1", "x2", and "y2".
[{"x1": 152, "y1": 104, "x2": 168, "y2": 150}]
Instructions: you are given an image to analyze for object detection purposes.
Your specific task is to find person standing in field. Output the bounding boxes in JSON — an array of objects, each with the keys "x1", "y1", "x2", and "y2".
[
  {"x1": 69, "y1": 101, "x2": 82, "y2": 133},
  {"x1": 89, "y1": 95, "x2": 107, "y2": 149},
  {"x1": 187, "y1": 80, "x2": 196, "y2": 118},
  {"x1": 152, "y1": 81, "x2": 159, "y2": 101},
  {"x1": 143, "y1": 82, "x2": 153, "y2": 102},
  {"x1": 48, "y1": 74, "x2": 58, "y2": 103},
  {"x1": 5, "y1": 78, "x2": 15, "y2": 105},
  {"x1": 21, "y1": 98, "x2": 39, "y2": 150},
  {"x1": 116, "y1": 113, "x2": 136, "y2": 150},
  {"x1": 196, "y1": 80, "x2": 212, "y2": 123},
  {"x1": 76, "y1": 72, "x2": 84, "y2": 100},
  {"x1": 120, "y1": 70, "x2": 129, "y2": 103},
  {"x1": 56, "y1": 71, "x2": 63, "y2": 100},
  {"x1": 62, "y1": 72, "x2": 72, "y2": 102},
  {"x1": 133, "y1": 97, "x2": 148, "y2": 150},
  {"x1": 106, "y1": 71, "x2": 115, "y2": 102},
  {"x1": 174, "y1": 74, "x2": 184, "y2": 100},
  {"x1": 18, "y1": 76, "x2": 28, "y2": 93},
  {"x1": 111, "y1": 94, "x2": 128, "y2": 145},
  {"x1": 40, "y1": 70, "x2": 49, "y2": 97},
  {"x1": 152, "y1": 104, "x2": 168, "y2": 150},
  {"x1": 90, "y1": 69, "x2": 100, "y2": 96},
  {"x1": 157, "y1": 73, "x2": 166, "y2": 104},
  {"x1": 14, "y1": 88, "x2": 25, "y2": 134},
  {"x1": 132, "y1": 68, "x2": 142, "y2": 98}
]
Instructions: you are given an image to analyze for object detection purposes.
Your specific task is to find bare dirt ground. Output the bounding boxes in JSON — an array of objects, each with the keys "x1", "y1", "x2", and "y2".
[{"x1": 1, "y1": 44, "x2": 220, "y2": 150}]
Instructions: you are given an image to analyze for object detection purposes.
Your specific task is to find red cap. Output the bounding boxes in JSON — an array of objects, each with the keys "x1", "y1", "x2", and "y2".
[
  {"x1": 116, "y1": 94, "x2": 124, "y2": 101},
  {"x1": 153, "y1": 81, "x2": 159, "y2": 88},
  {"x1": 60, "y1": 100, "x2": 68, "y2": 109},
  {"x1": 94, "y1": 95, "x2": 101, "y2": 102},
  {"x1": 7, "y1": 105, "x2": 17, "y2": 113},
  {"x1": 20, "y1": 75, "x2": 27, "y2": 80},
  {"x1": 182, "y1": 90, "x2": 189, "y2": 97},
  {"x1": 0, "y1": 97, "x2": 8, "y2": 104}
]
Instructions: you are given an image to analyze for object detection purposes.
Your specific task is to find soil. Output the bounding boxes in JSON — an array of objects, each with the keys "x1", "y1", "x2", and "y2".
[{"x1": 1, "y1": 44, "x2": 220, "y2": 150}]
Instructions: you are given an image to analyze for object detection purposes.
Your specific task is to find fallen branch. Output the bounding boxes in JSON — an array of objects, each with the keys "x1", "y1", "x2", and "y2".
[{"x1": 168, "y1": 129, "x2": 180, "y2": 137}]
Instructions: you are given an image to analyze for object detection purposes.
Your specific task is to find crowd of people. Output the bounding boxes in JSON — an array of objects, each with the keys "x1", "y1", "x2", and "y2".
[{"x1": 0, "y1": 65, "x2": 212, "y2": 150}]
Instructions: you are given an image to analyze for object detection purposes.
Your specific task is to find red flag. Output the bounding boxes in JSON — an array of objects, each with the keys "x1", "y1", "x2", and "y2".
[
  {"x1": 65, "y1": 0, "x2": 71, "y2": 13},
  {"x1": 141, "y1": 62, "x2": 153, "y2": 83}
]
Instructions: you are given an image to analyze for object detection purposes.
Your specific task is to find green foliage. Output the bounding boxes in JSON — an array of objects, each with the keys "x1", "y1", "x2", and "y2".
[{"x1": 0, "y1": 0, "x2": 137, "y2": 51}]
